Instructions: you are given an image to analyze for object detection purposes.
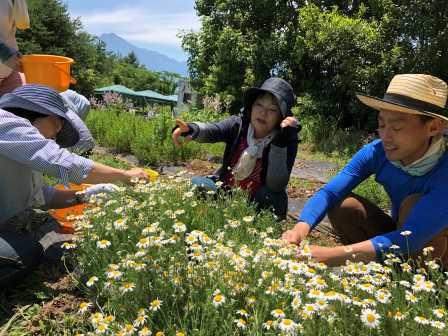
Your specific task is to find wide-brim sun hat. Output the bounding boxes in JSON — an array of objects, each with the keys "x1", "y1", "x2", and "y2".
[
  {"x1": 0, "y1": 84, "x2": 80, "y2": 147},
  {"x1": 244, "y1": 77, "x2": 295, "y2": 118},
  {"x1": 356, "y1": 74, "x2": 448, "y2": 122}
]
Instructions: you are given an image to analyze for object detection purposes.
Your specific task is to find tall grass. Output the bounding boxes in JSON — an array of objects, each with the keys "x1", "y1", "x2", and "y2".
[{"x1": 85, "y1": 107, "x2": 225, "y2": 165}]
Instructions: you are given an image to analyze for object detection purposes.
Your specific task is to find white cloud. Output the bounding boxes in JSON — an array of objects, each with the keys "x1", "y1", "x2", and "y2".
[{"x1": 75, "y1": 6, "x2": 200, "y2": 46}]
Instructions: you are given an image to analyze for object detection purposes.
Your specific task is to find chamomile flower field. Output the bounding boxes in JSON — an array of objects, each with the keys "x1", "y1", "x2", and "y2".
[{"x1": 68, "y1": 174, "x2": 448, "y2": 335}]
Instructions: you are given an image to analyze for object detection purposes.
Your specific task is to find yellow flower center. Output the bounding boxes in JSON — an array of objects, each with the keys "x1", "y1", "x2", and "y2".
[{"x1": 283, "y1": 319, "x2": 292, "y2": 326}]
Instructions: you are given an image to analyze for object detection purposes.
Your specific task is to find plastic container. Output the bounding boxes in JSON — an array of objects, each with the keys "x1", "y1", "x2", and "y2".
[
  {"x1": 48, "y1": 183, "x2": 90, "y2": 233},
  {"x1": 144, "y1": 168, "x2": 159, "y2": 182},
  {"x1": 21, "y1": 54, "x2": 76, "y2": 92}
]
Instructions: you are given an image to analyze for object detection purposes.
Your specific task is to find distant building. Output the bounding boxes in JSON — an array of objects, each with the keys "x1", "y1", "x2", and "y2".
[
  {"x1": 175, "y1": 80, "x2": 200, "y2": 115},
  {"x1": 94, "y1": 85, "x2": 177, "y2": 108}
]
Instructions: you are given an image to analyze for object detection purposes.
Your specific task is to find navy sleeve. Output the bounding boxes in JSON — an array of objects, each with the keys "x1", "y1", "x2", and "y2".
[{"x1": 298, "y1": 142, "x2": 377, "y2": 228}]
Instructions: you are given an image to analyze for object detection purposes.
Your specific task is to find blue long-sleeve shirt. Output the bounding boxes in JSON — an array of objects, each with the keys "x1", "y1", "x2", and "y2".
[{"x1": 299, "y1": 139, "x2": 448, "y2": 258}]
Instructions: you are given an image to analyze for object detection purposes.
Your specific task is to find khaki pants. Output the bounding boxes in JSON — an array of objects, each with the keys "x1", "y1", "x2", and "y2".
[{"x1": 328, "y1": 193, "x2": 448, "y2": 267}]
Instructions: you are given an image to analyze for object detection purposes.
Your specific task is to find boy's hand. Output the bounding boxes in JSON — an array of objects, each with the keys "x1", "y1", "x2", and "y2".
[
  {"x1": 172, "y1": 118, "x2": 192, "y2": 148},
  {"x1": 282, "y1": 221, "x2": 310, "y2": 245}
]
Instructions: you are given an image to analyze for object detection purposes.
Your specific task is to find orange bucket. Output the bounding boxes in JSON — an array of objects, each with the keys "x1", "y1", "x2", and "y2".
[
  {"x1": 48, "y1": 183, "x2": 90, "y2": 233},
  {"x1": 21, "y1": 54, "x2": 76, "y2": 92}
]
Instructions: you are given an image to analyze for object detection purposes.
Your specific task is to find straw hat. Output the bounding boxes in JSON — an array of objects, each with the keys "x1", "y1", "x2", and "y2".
[{"x1": 357, "y1": 74, "x2": 448, "y2": 122}]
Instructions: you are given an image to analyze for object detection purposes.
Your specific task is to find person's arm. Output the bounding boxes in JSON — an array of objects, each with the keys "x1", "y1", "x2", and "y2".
[
  {"x1": 307, "y1": 240, "x2": 377, "y2": 266},
  {"x1": 282, "y1": 142, "x2": 378, "y2": 245},
  {"x1": 0, "y1": 42, "x2": 21, "y2": 71},
  {"x1": 369, "y1": 188, "x2": 448, "y2": 258},
  {"x1": 265, "y1": 117, "x2": 299, "y2": 191},
  {"x1": 83, "y1": 163, "x2": 145, "y2": 184},
  {"x1": 172, "y1": 116, "x2": 241, "y2": 146},
  {"x1": 65, "y1": 109, "x2": 95, "y2": 154},
  {"x1": 42, "y1": 187, "x2": 78, "y2": 209},
  {"x1": 60, "y1": 90, "x2": 91, "y2": 121},
  {"x1": 43, "y1": 183, "x2": 121, "y2": 209},
  {"x1": 0, "y1": 110, "x2": 146, "y2": 185}
]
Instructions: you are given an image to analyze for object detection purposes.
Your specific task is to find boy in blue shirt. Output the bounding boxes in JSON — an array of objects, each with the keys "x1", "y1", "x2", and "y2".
[{"x1": 282, "y1": 74, "x2": 448, "y2": 267}]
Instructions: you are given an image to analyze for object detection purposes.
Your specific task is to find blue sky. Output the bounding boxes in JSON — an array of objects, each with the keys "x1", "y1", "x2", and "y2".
[{"x1": 63, "y1": 0, "x2": 200, "y2": 61}]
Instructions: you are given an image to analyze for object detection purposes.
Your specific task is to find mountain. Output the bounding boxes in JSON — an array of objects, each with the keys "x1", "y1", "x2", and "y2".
[{"x1": 99, "y1": 33, "x2": 188, "y2": 77}]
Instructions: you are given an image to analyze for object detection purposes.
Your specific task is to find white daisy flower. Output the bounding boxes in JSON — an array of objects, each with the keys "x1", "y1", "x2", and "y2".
[
  {"x1": 271, "y1": 308, "x2": 286, "y2": 318},
  {"x1": 61, "y1": 242, "x2": 76, "y2": 250},
  {"x1": 184, "y1": 191, "x2": 194, "y2": 198},
  {"x1": 431, "y1": 320, "x2": 446, "y2": 330},
  {"x1": 212, "y1": 293, "x2": 226, "y2": 307},
  {"x1": 138, "y1": 327, "x2": 152, "y2": 336},
  {"x1": 137, "y1": 237, "x2": 150, "y2": 249},
  {"x1": 95, "y1": 322, "x2": 108, "y2": 334},
  {"x1": 234, "y1": 319, "x2": 247, "y2": 329},
  {"x1": 236, "y1": 309, "x2": 249, "y2": 317},
  {"x1": 96, "y1": 240, "x2": 111, "y2": 249},
  {"x1": 360, "y1": 308, "x2": 381, "y2": 329},
  {"x1": 78, "y1": 301, "x2": 92, "y2": 314},
  {"x1": 291, "y1": 296, "x2": 302, "y2": 310},
  {"x1": 433, "y1": 308, "x2": 446, "y2": 319},
  {"x1": 106, "y1": 270, "x2": 123, "y2": 280},
  {"x1": 389, "y1": 311, "x2": 406, "y2": 321},
  {"x1": 405, "y1": 290, "x2": 419, "y2": 303},
  {"x1": 242, "y1": 216, "x2": 254, "y2": 223},
  {"x1": 113, "y1": 218, "x2": 128, "y2": 230},
  {"x1": 86, "y1": 276, "x2": 99, "y2": 287},
  {"x1": 149, "y1": 298, "x2": 162, "y2": 312},
  {"x1": 262, "y1": 320, "x2": 274, "y2": 330},
  {"x1": 173, "y1": 221, "x2": 187, "y2": 233},
  {"x1": 120, "y1": 282, "x2": 136, "y2": 293},
  {"x1": 278, "y1": 319, "x2": 298, "y2": 335},
  {"x1": 414, "y1": 316, "x2": 430, "y2": 325}
]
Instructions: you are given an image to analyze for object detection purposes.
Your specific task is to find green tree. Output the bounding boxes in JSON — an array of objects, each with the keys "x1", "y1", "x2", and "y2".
[
  {"x1": 181, "y1": 0, "x2": 299, "y2": 112},
  {"x1": 182, "y1": 0, "x2": 448, "y2": 130},
  {"x1": 16, "y1": 0, "x2": 181, "y2": 97},
  {"x1": 123, "y1": 51, "x2": 139, "y2": 66}
]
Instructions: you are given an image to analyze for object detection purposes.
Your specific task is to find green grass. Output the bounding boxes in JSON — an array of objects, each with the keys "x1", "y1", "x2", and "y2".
[
  {"x1": 86, "y1": 107, "x2": 225, "y2": 166},
  {"x1": 299, "y1": 144, "x2": 390, "y2": 210},
  {"x1": 288, "y1": 176, "x2": 324, "y2": 190},
  {"x1": 353, "y1": 176, "x2": 391, "y2": 210},
  {"x1": 89, "y1": 153, "x2": 132, "y2": 170}
]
